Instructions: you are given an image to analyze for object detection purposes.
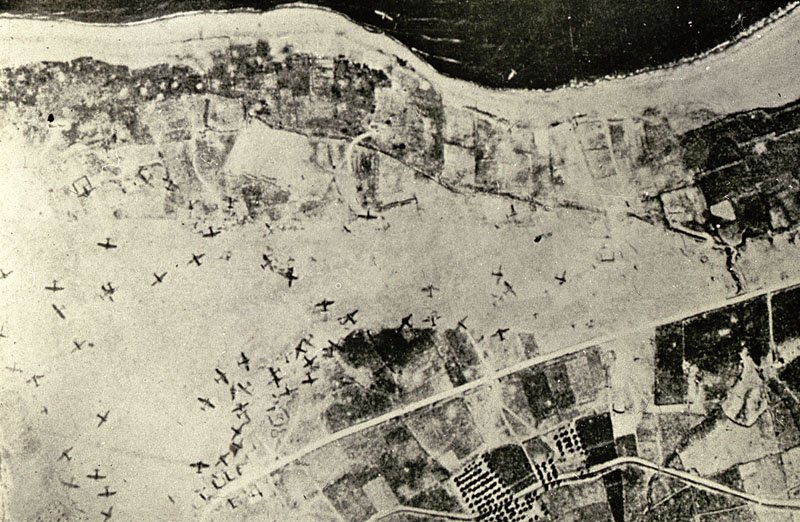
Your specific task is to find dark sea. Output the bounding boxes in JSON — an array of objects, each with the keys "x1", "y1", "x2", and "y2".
[{"x1": 1, "y1": 0, "x2": 791, "y2": 89}]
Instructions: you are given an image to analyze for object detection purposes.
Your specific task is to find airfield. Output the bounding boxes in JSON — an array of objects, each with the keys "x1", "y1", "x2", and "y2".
[{"x1": 1, "y1": 4, "x2": 800, "y2": 521}]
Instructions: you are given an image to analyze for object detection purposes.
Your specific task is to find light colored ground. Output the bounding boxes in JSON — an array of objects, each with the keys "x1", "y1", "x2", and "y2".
[{"x1": 0, "y1": 5, "x2": 799, "y2": 522}]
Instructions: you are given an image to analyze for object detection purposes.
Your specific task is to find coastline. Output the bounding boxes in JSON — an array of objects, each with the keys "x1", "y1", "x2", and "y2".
[
  {"x1": 0, "y1": 0, "x2": 795, "y2": 91},
  {"x1": 0, "y1": 5, "x2": 799, "y2": 520},
  {"x1": 0, "y1": 2, "x2": 799, "y2": 123}
]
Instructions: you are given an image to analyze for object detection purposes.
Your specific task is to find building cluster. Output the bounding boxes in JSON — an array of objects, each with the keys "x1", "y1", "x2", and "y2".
[{"x1": 453, "y1": 449, "x2": 547, "y2": 522}]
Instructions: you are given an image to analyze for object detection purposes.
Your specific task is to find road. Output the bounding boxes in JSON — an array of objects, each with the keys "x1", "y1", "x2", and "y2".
[
  {"x1": 369, "y1": 454, "x2": 800, "y2": 521},
  {"x1": 202, "y1": 275, "x2": 800, "y2": 518},
  {"x1": 367, "y1": 506, "x2": 475, "y2": 522},
  {"x1": 519, "y1": 456, "x2": 800, "y2": 511},
  {"x1": 337, "y1": 129, "x2": 376, "y2": 211}
]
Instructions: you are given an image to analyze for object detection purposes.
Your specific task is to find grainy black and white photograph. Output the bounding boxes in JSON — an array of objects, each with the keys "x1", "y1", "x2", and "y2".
[{"x1": 1, "y1": 1, "x2": 799, "y2": 521}]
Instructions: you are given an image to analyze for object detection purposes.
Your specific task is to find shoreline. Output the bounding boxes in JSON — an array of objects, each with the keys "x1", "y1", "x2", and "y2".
[
  {"x1": 0, "y1": 1, "x2": 797, "y2": 95},
  {"x1": 1, "y1": 3, "x2": 799, "y2": 123},
  {"x1": 1, "y1": 5, "x2": 799, "y2": 520}
]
